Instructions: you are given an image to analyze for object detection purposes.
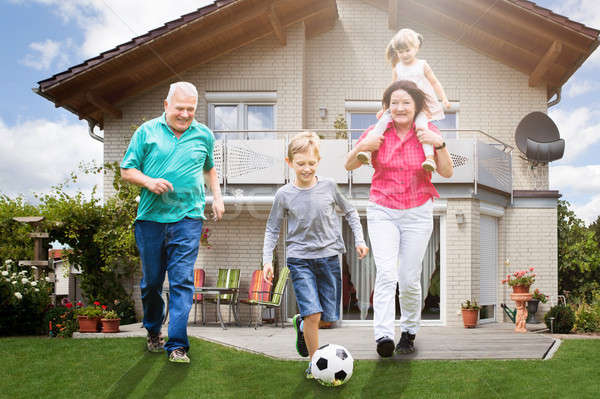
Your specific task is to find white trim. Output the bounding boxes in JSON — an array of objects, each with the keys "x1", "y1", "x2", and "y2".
[
  {"x1": 344, "y1": 100, "x2": 380, "y2": 112},
  {"x1": 480, "y1": 201, "x2": 505, "y2": 217},
  {"x1": 205, "y1": 91, "x2": 277, "y2": 103}
]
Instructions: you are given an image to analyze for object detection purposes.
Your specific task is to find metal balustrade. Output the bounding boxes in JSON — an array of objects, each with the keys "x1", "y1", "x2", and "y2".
[{"x1": 211, "y1": 129, "x2": 513, "y2": 195}]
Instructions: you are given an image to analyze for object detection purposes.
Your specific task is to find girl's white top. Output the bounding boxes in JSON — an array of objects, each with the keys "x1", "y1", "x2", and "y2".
[{"x1": 394, "y1": 59, "x2": 444, "y2": 121}]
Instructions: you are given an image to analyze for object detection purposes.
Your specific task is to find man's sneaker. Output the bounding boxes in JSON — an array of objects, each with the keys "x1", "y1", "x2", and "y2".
[
  {"x1": 396, "y1": 331, "x2": 416, "y2": 354},
  {"x1": 376, "y1": 336, "x2": 395, "y2": 358},
  {"x1": 305, "y1": 363, "x2": 315, "y2": 380},
  {"x1": 147, "y1": 331, "x2": 164, "y2": 353},
  {"x1": 422, "y1": 158, "x2": 437, "y2": 172},
  {"x1": 356, "y1": 151, "x2": 372, "y2": 165},
  {"x1": 293, "y1": 314, "x2": 309, "y2": 357},
  {"x1": 168, "y1": 348, "x2": 190, "y2": 363}
]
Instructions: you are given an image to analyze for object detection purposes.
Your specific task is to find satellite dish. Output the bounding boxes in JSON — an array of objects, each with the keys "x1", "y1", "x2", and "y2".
[{"x1": 514, "y1": 111, "x2": 564, "y2": 163}]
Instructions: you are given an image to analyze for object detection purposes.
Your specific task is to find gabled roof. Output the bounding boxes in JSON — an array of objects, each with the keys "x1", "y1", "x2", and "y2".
[{"x1": 36, "y1": 0, "x2": 598, "y2": 129}]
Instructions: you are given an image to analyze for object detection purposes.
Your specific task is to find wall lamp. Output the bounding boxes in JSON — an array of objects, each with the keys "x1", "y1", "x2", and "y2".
[
  {"x1": 456, "y1": 211, "x2": 465, "y2": 225},
  {"x1": 319, "y1": 107, "x2": 328, "y2": 119}
]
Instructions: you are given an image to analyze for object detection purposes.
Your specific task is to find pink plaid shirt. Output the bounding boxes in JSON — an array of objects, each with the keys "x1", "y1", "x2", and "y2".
[{"x1": 357, "y1": 122, "x2": 440, "y2": 210}]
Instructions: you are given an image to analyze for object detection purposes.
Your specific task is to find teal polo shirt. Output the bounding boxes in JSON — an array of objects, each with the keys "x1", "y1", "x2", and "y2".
[{"x1": 120, "y1": 113, "x2": 215, "y2": 223}]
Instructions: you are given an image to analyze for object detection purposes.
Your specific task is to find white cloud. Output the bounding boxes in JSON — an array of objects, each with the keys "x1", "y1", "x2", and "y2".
[
  {"x1": 574, "y1": 195, "x2": 600, "y2": 225},
  {"x1": 550, "y1": 165, "x2": 600, "y2": 193},
  {"x1": 20, "y1": 1, "x2": 214, "y2": 59},
  {"x1": 0, "y1": 117, "x2": 102, "y2": 200},
  {"x1": 565, "y1": 79, "x2": 600, "y2": 98},
  {"x1": 548, "y1": 107, "x2": 600, "y2": 162},
  {"x1": 20, "y1": 39, "x2": 70, "y2": 71}
]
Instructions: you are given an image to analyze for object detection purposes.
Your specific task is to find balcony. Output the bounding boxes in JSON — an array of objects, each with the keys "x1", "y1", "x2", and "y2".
[{"x1": 212, "y1": 129, "x2": 513, "y2": 197}]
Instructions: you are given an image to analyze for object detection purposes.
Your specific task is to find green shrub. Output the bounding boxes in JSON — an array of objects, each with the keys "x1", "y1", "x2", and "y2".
[
  {"x1": 573, "y1": 304, "x2": 600, "y2": 332},
  {"x1": 45, "y1": 304, "x2": 78, "y2": 338},
  {"x1": 544, "y1": 304, "x2": 575, "y2": 333},
  {"x1": 0, "y1": 269, "x2": 52, "y2": 336}
]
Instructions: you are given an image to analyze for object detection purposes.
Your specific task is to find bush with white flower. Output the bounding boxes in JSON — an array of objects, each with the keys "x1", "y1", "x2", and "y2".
[{"x1": 0, "y1": 264, "x2": 52, "y2": 336}]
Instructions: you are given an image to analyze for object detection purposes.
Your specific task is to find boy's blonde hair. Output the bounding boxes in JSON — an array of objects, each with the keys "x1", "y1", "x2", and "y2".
[
  {"x1": 385, "y1": 28, "x2": 424, "y2": 66},
  {"x1": 287, "y1": 131, "x2": 321, "y2": 160}
]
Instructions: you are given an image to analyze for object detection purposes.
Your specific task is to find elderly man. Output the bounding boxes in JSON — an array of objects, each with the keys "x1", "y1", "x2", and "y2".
[{"x1": 121, "y1": 81, "x2": 224, "y2": 363}]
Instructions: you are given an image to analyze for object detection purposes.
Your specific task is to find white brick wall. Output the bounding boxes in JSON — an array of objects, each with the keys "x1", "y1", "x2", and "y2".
[{"x1": 104, "y1": 0, "x2": 557, "y2": 325}]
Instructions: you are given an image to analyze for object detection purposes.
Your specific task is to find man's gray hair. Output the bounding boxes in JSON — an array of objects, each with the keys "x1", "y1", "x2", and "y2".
[{"x1": 165, "y1": 81, "x2": 198, "y2": 104}]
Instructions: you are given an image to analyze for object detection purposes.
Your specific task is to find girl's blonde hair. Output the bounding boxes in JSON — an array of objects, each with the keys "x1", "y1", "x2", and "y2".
[
  {"x1": 385, "y1": 28, "x2": 423, "y2": 66},
  {"x1": 287, "y1": 131, "x2": 321, "y2": 160}
]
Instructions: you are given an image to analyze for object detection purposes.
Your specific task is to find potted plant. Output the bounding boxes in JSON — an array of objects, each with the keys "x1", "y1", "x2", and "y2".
[
  {"x1": 527, "y1": 288, "x2": 547, "y2": 323},
  {"x1": 501, "y1": 267, "x2": 536, "y2": 293},
  {"x1": 101, "y1": 310, "x2": 121, "y2": 333},
  {"x1": 461, "y1": 299, "x2": 480, "y2": 328},
  {"x1": 76, "y1": 302, "x2": 103, "y2": 333}
]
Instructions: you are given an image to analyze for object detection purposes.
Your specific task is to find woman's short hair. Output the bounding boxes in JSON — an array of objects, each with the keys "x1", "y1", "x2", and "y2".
[
  {"x1": 287, "y1": 131, "x2": 321, "y2": 160},
  {"x1": 382, "y1": 80, "x2": 430, "y2": 119}
]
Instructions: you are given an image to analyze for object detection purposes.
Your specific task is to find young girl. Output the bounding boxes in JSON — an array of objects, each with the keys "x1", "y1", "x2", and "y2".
[
  {"x1": 262, "y1": 132, "x2": 369, "y2": 384},
  {"x1": 357, "y1": 28, "x2": 451, "y2": 171}
]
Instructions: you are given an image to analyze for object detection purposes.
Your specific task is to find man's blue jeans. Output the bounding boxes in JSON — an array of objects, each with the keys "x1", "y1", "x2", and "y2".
[{"x1": 134, "y1": 217, "x2": 203, "y2": 354}]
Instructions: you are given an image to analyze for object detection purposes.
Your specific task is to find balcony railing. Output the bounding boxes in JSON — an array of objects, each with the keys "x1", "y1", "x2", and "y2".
[{"x1": 212, "y1": 129, "x2": 513, "y2": 195}]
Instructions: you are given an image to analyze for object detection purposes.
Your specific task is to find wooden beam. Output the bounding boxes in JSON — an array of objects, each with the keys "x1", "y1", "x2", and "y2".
[
  {"x1": 305, "y1": 0, "x2": 338, "y2": 39},
  {"x1": 268, "y1": 3, "x2": 286, "y2": 45},
  {"x1": 454, "y1": 0, "x2": 591, "y2": 54},
  {"x1": 529, "y1": 40, "x2": 562, "y2": 87},
  {"x1": 85, "y1": 92, "x2": 122, "y2": 119},
  {"x1": 388, "y1": 0, "x2": 399, "y2": 31},
  {"x1": 398, "y1": 0, "x2": 561, "y2": 85}
]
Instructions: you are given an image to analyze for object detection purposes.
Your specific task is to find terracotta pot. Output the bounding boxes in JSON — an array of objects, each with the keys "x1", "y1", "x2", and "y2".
[
  {"x1": 512, "y1": 285, "x2": 530, "y2": 294},
  {"x1": 78, "y1": 316, "x2": 100, "y2": 333},
  {"x1": 101, "y1": 318, "x2": 121, "y2": 333},
  {"x1": 461, "y1": 309, "x2": 479, "y2": 328}
]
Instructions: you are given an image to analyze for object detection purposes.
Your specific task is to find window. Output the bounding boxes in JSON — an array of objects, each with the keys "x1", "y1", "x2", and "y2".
[
  {"x1": 345, "y1": 100, "x2": 459, "y2": 139},
  {"x1": 207, "y1": 92, "x2": 276, "y2": 139}
]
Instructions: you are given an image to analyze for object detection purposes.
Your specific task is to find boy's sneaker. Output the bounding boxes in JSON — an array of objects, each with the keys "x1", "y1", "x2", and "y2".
[
  {"x1": 376, "y1": 336, "x2": 395, "y2": 358},
  {"x1": 168, "y1": 348, "x2": 190, "y2": 363},
  {"x1": 396, "y1": 331, "x2": 416, "y2": 354},
  {"x1": 293, "y1": 314, "x2": 309, "y2": 357},
  {"x1": 305, "y1": 363, "x2": 315, "y2": 380},
  {"x1": 422, "y1": 158, "x2": 437, "y2": 172},
  {"x1": 147, "y1": 331, "x2": 164, "y2": 353},
  {"x1": 356, "y1": 151, "x2": 371, "y2": 165}
]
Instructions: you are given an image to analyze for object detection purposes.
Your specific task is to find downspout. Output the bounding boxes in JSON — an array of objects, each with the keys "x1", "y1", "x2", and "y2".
[
  {"x1": 547, "y1": 87, "x2": 562, "y2": 108},
  {"x1": 87, "y1": 120, "x2": 104, "y2": 143}
]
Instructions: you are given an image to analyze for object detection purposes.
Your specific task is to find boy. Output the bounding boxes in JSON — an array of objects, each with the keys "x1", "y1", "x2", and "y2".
[{"x1": 262, "y1": 132, "x2": 369, "y2": 380}]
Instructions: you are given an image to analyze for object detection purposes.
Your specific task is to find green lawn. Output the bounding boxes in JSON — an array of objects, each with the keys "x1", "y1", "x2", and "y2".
[{"x1": 1, "y1": 337, "x2": 599, "y2": 398}]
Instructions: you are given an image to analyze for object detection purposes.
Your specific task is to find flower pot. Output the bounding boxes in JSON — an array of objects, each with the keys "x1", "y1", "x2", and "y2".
[
  {"x1": 512, "y1": 285, "x2": 530, "y2": 294},
  {"x1": 101, "y1": 318, "x2": 121, "y2": 333},
  {"x1": 77, "y1": 316, "x2": 100, "y2": 333},
  {"x1": 461, "y1": 309, "x2": 479, "y2": 328},
  {"x1": 526, "y1": 299, "x2": 540, "y2": 323}
]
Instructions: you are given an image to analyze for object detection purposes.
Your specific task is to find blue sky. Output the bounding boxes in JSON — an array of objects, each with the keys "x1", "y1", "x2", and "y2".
[{"x1": 1, "y1": 0, "x2": 599, "y2": 223}]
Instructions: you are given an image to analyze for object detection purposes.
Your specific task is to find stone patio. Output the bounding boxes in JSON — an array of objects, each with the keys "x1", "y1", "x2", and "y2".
[{"x1": 74, "y1": 321, "x2": 559, "y2": 361}]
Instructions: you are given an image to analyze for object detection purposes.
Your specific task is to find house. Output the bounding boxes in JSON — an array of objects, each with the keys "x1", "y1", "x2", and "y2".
[
  {"x1": 36, "y1": 0, "x2": 599, "y2": 327},
  {"x1": 49, "y1": 249, "x2": 82, "y2": 303}
]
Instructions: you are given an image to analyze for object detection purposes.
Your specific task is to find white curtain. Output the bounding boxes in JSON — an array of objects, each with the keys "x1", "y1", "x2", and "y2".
[
  {"x1": 343, "y1": 219, "x2": 376, "y2": 320},
  {"x1": 421, "y1": 219, "x2": 439, "y2": 309}
]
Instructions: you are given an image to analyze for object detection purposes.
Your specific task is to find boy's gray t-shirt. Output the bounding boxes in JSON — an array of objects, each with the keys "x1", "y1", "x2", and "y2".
[{"x1": 262, "y1": 177, "x2": 365, "y2": 264}]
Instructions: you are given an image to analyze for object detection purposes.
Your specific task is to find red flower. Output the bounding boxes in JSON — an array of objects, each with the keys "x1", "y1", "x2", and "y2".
[
  {"x1": 101, "y1": 305, "x2": 107, "y2": 310},
  {"x1": 93, "y1": 301, "x2": 100, "y2": 306},
  {"x1": 65, "y1": 302, "x2": 73, "y2": 309},
  {"x1": 529, "y1": 267, "x2": 535, "y2": 272},
  {"x1": 76, "y1": 301, "x2": 83, "y2": 307}
]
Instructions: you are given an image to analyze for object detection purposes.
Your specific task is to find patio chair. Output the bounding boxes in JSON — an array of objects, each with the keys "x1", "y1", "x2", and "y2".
[
  {"x1": 206, "y1": 268, "x2": 241, "y2": 325},
  {"x1": 193, "y1": 269, "x2": 205, "y2": 324},
  {"x1": 249, "y1": 267, "x2": 290, "y2": 329},
  {"x1": 239, "y1": 269, "x2": 272, "y2": 327}
]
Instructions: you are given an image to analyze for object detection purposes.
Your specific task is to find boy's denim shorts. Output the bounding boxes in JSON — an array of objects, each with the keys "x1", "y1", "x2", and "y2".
[{"x1": 287, "y1": 255, "x2": 341, "y2": 322}]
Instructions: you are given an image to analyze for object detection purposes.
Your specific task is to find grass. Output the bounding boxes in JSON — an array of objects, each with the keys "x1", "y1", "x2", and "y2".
[{"x1": 1, "y1": 336, "x2": 599, "y2": 398}]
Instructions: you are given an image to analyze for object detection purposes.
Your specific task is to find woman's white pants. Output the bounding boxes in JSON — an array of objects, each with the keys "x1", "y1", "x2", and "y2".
[{"x1": 367, "y1": 200, "x2": 433, "y2": 340}]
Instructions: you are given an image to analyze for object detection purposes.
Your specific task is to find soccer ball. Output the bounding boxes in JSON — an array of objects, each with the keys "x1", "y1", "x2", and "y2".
[{"x1": 310, "y1": 344, "x2": 354, "y2": 386}]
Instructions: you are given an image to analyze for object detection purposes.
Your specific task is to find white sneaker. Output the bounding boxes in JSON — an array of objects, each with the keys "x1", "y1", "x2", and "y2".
[{"x1": 422, "y1": 158, "x2": 437, "y2": 172}]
